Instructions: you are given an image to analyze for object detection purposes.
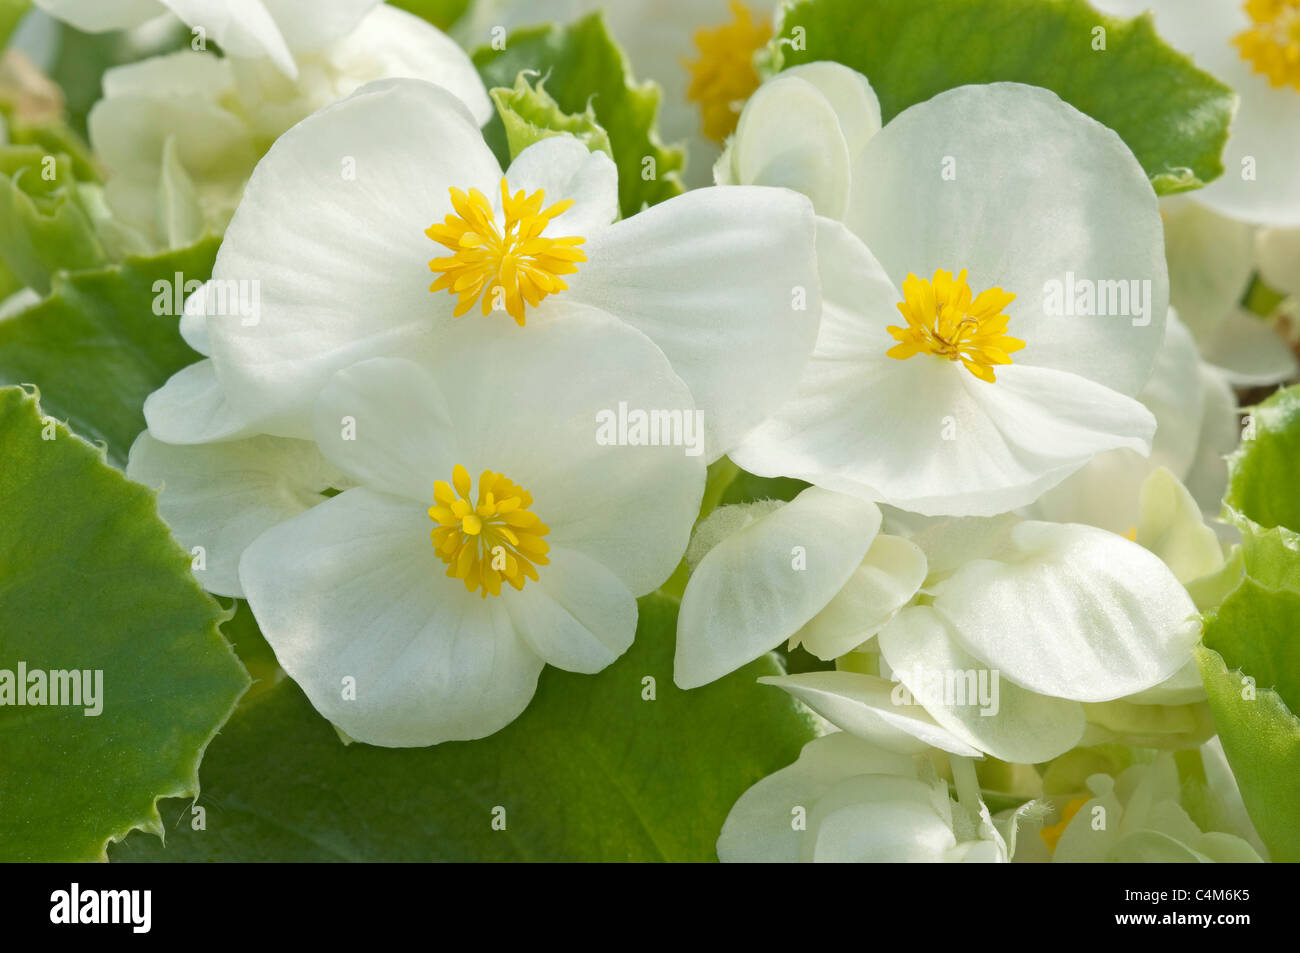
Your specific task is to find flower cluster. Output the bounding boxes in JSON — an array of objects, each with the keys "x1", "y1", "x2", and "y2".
[{"x1": 5, "y1": 0, "x2": 1297, "y2": 864}]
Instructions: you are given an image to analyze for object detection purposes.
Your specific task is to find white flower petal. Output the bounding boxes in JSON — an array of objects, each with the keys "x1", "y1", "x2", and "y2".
[
  {"x1": 877, "y1": 606, "x2": 1086, "y2": 763},
  {"x1": 807, "y1": 774, "x2": 958, "y2": 862},
  {"x1": 1018, "y1": 448, "x2": 1150, "y2": 536},
  {"x1": 1141, "y1": 310, "x2": 1208, "y2": 478},
  {"x1": 1136, "y1": 467, "x2": 1224, "y2": 585},
  {"x1": 846, "y1": 82, "x2": 1167, "y2": 396},
  {"x1": 504, "y1": 135, "x2": 619, "y2": 237},
  {"x1": 239, "y1": 487, "x2": 545, "y2": 747},
  {"x1": 1203, "y1": 308, "x2": 1299, "y2": 386},
  {"x1": 162, "y1": 0, "x2": 300, "y2": 78},
  {"x1": 795, "y1": 533, "x2": 927, "y2": 659},
  {"x1": 100, "y1": 48, "x2": 235, "y2": 99},
  {"x1": 259, "y1": 0, "x2": 380, "y2": 53},
  {"x1": 717, "y1": 731, "x2": 918, "y2": 863},
  {"x1": 563, "y1": 185, "x2": 821, "y2": 458},
  {"x1": 315, "y1": 5, "x2": 493, "y2": 126},
  {"x1": 1255, "y1": 226, "x2": 1300, "y2": 297},
  {"x1": 1160, "y1": 198, "x2": 1254, "y2": 343},
  {"x1": 31, "y1": 0, "x2": 162, "y2": 32},
  {"x1": 206, "y1": 78, "x2": 501, "y2": 437},
  {"x1": 930, "y1": 521, "x2": 1201, "y2": 702},
  {"x1": 780, "y1": 62, "x2": 882, "y2": 158},
  {"x1": 722, "y1": 71, "x2": 852, "y2": 218},
  {"x1": 312, "y1": 357, "x2": 457, "y2": 504},
  {"x1": 760, "y1": 671, "x2": 982, "y2": 757},
  {"x1": 1183, "y1": 365, "x2": 1239, "y2": 514},
  {"x1": 1051, "y1": 776, "x2": 1123, "y2": 862},
  {"x1": 675, "y1": 487, "x2": 881, "y2": 689},
  {"x1": 143, "y1": 358, "x2": 258, "y2": 443},
  {"x1": 504, "y1": 546, "x2": 636, "y2": 674},
  {"x1": 127, "y1": 432, "x2": 339, "y2": 597}
]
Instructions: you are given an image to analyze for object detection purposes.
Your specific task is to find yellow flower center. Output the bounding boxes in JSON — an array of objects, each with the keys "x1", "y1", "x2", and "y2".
[
  {"x1": 1234, "y1": 0, "x2": 1300, "y2": 89},
  {"x1": 427, "y1": 179, "x2": 586, "y2": 326},
  {"x1": 1040, "y1": 796, "x2": 1088, "y2": 852},
  {"x1": 684, "y1": 0, "x2": 771, "y2": 144},
  {"x1": 429, "y1": 464, "x2": 550, "y2": 598},
  {"x1": 886, "y1": 268, "x2": 1024, "y2": 383}
]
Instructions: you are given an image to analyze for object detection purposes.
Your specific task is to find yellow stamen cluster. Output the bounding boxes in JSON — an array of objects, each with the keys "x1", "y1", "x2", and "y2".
[
  {"x1": 1234, "y1": 0, "x2": 1300, "y2": 89},
  {"x1": 684, "y1": 0, "x2": 772, "y2": 144},
  {"x1": 427, "y1": 180, "x2": 586, "y2": 326},
  {"x1": 429, "y1": 464, "x2": 550, "y2": 598},
  {"x1": 886, "y1": 268, "x2": 1024, "y2": 383}
]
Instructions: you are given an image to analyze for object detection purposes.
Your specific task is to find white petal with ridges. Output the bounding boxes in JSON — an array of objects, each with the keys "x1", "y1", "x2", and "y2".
[
  {"x1": 795, "y1": 533, "x2": 927, "y2": 659},
  {"x1": 143, "y1": 358, "x2": 258, "y2": 444},
  {"x1": 877, "y1": 606, "x2": 1086, "y2": 763},
  {"x1": 717, "y1": 731, "x2": 919, "y2": 863},
  {"x1": 760, "y1": 671, "x2": 982, "y2": 757},
  {"x1": 127, "y1": 432, "x2": 339, "y2": 596},
  {"x1": 675, "y1": 486, "x2": 881, "y2": 689},
  {"x1": 504, "y1": 135, "x2": 619, "y2": 237},
  {"x1": 561, "y1": 185, "x2": 821, "y2": 458},
  {"x1": 504, "y1": 546, "x2": 636, "y2": 674},
  {"x1": 930, "y1": 522, "x2": 1201, "y2": 701}
]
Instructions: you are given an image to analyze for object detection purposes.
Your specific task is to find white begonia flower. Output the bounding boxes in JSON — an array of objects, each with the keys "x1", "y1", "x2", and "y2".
[
  {"x1": 717, "y1": 732, "x2": 1009, "y2": 863},
  {"x1": 147, "y1": 78, "x2": 821, "y2": 460},
  {"x1": 1091, "y1": 0, "x2": 1300, "y2": 228},
  {"x1": 84, "y1": 5, "x2": 492, "y2": 248},
  {"x1": 1034, "y1": 751, "x2": 1265, "y2": 863},
  {"x1": 725, "y1": 78, "x2": 1167, "y2": 516},
  {"x1": 31, "y1": 0, "x2": 381, "y2": 79},
  {"x1": 677, "y1": 486, "x2": 1200, "y2": 764},
  {"x1": 1160, "y1": 198, "x2": 1298, "y2": 386},
  {"x1": 235, "y1": 312, "x2": 705, "y2": 747},
  {"x1": 462, "y1": 0, "x2": 777, "y2": 186}
]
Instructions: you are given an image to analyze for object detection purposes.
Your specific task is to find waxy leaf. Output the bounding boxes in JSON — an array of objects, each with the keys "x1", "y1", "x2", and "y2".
[
  {"x1": 110, "y1": 594, "x2": 818, "y2": 862},
  {"x1": 0, "y1": 238, "x2": 218, "y2": 466},
  {"x1": 769, "y1": 0, "x2": 1235, "y2": 194},
  {"x1": 474, "y1": 13, "x2": 685, "y2": 218},
  {"x1": 0, "y1": 387, "x2": 248, "y2": 861}
]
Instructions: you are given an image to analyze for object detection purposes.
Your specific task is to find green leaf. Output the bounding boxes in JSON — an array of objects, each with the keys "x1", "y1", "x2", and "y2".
[
  {"x1": 0, "y1": 146, "x2": 109, "y2": 293},
  {"x1": 1205, "y1": 578, "x2": 1300, "y2": 717},
  {"x1": 0, "y1": 0, "x2": 29, "y2": 50},
  {"x1": 720, "y1": 467, "x2": 808, "y2": 506},
  {"x1": 109, "y1": 593, "x2": 818, "y2": 862},
  {"x1": 1232, "y1": 515, "x2": 1300, "y2": 595},
  {"x1": 1227, "y1": 384, "x2": 1300, "y2": 534},
  {"x1": 389, "y1": 0, "x2": 472, "y2": 32},
  {"x1": 0, "y1": 238, "x2": 218, "y2": 466},
  {"x1": 490, "y1": 72, "x2": 614, "y2": 162},
  {"x1": 474, "y1": 12, "x2": 685, "y2": 219},
  {"x1": 1196, "y1": 645, "x2": 1299, "y2": 862},
  {"x1": 767, "y1": 0, "x2": 1235, "y2": 195},
  {"x1": 0, "y1": 386, "x2": 249, "y2": 861}
]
